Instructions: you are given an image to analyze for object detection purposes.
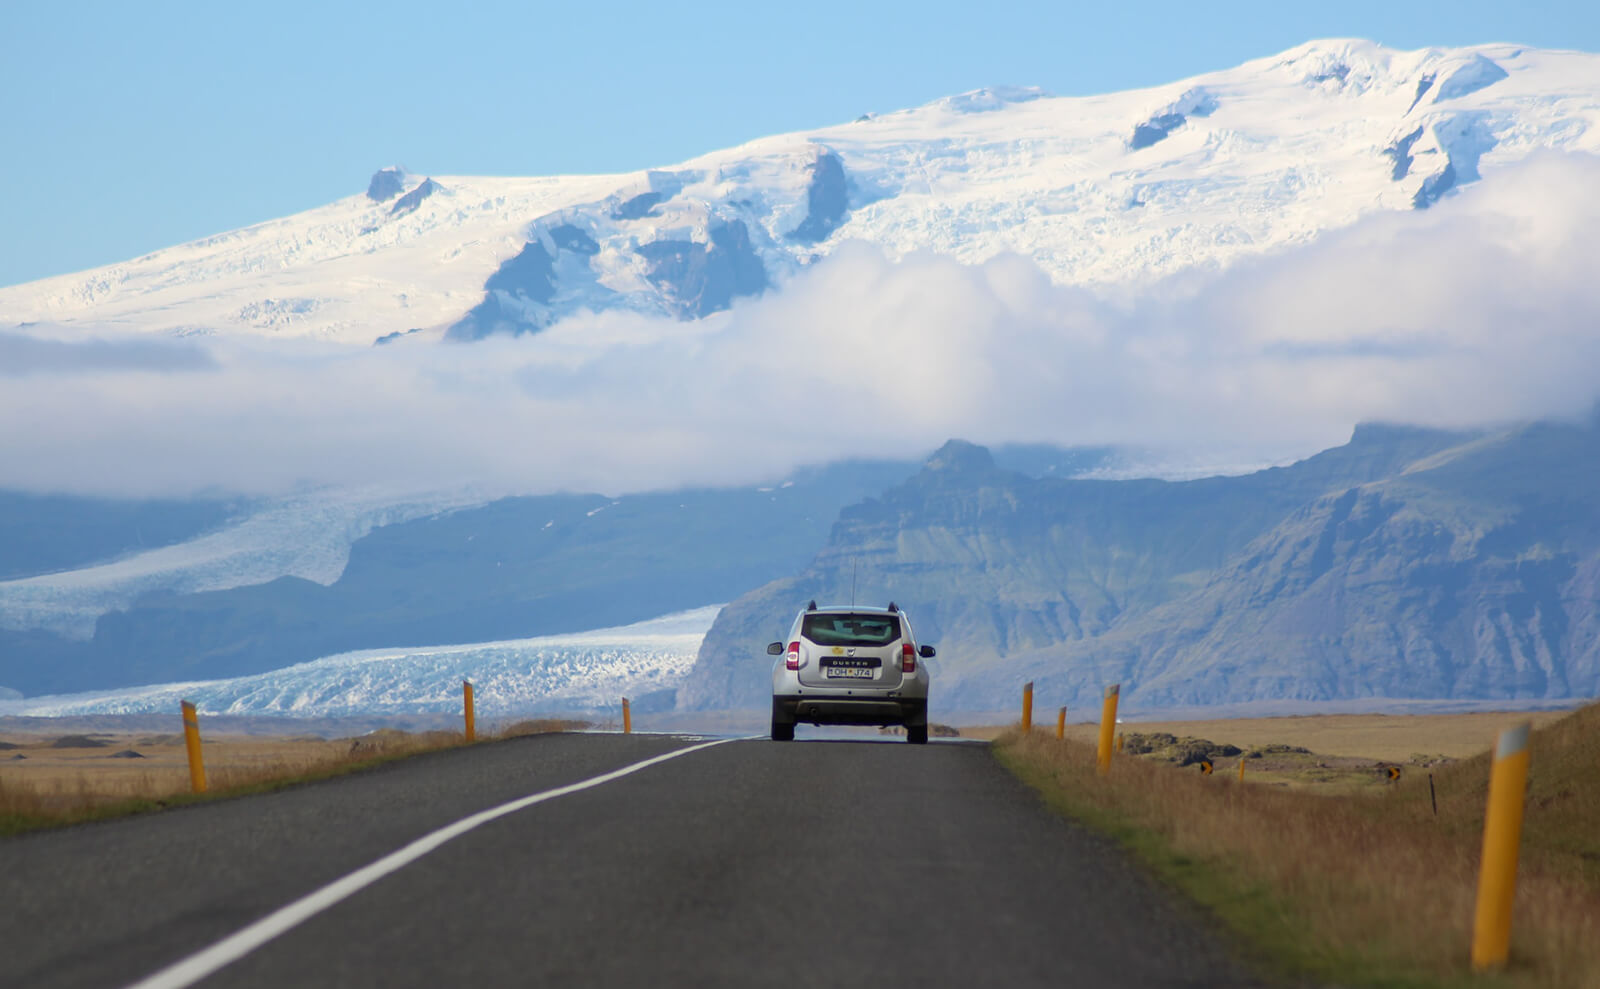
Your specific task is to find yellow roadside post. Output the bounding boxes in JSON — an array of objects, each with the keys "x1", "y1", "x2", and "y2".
[
  {"x1": 1056, "y1": 706, "x2": 1066, "y2": 740},
  {"x1": 1472, "y1": 721, "x2": 1532, "y2": 971},
  {"x1": 180, "y1": 700, "x2": 206, "y2": 794},
  {"x1": 462, "y1": 681, "x2": 476, "y2": 742},
  {"x1": 1096, "y1": 684, "x2": 1120, "y2": 775},
  {"x1": 622, "y1": 697, "x2": 632, "y2": 734},
  {"x1": 1021, "y1": 681, "x2": 1034, "y2": 734},
  {"x1": 1238, "y1": 757, "x2": 1246, "y2": 782}
]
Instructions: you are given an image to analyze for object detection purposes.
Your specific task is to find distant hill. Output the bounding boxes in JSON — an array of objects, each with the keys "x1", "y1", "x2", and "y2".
[
  {"x1": 0, "y1": 444, "x2": 1120, "y2": 697},
  {"x1": 682, "y1": 418, "x2": 1600, "y2": 711},
  {"x1": 0, "y1": 460, "x2": 913, "y2": 695}
]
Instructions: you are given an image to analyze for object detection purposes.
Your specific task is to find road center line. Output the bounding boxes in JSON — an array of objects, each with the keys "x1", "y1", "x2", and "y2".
[{"x1": 124, "y1": 737, "x2": 739, "y2": 989}]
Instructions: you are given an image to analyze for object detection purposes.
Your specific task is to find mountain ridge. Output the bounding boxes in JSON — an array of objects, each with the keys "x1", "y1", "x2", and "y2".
[
  {"x1": 3, "y1": 39, "x2": 1597, "y2": 343},
  {"x1": 680, "y1": 419, "x2": 1600, "y2": 712}
]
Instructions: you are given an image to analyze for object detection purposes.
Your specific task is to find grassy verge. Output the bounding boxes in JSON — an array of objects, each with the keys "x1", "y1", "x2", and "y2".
[
  {"x1": 994, "y1": 701, "x2": 1600, "y2": 989},
  {"x1": 0, "y1": 718, "x2": 588, "y2": 837}
]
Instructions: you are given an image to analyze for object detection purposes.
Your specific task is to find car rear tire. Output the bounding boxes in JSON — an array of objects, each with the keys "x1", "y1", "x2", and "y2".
[
  {"x1": 771, "y1": 720, "x2": 795, "y2": 742},
  {"x1": 906, "y1": 724, "x2": 928, "y2": 745}
]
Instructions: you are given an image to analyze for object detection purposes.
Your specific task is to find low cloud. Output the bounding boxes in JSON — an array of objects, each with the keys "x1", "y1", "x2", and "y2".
[
  {"x1": 3, "y1": 152, "x2": 1598, "y2": 498},
  {"x1": 0, "y1": 331, "x2": 217, "y2": 376}
]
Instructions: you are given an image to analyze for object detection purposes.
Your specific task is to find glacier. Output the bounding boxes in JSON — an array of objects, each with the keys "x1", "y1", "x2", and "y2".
[
  {"x1": 0, "y1": 606, "x2": 720, "y2": 718},
  {"x1": 0, "y1": 486, "x2": 488, "y2": 638},
  {"x1": 1, "y1": 40, "x2": 1596, "y2": 344}
]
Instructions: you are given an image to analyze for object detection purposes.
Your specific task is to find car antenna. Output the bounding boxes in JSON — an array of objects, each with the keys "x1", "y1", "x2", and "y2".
[{"x1": 851, "y1": 559, "x2": 857, "y2": 607}]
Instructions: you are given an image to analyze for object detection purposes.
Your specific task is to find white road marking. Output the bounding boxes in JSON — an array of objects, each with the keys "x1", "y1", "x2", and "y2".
[{"x1": 124, "y1": 738, "x2": 738, "y2": 989}]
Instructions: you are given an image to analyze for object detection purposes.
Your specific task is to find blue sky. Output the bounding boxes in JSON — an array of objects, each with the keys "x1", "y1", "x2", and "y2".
[{"x1": 2, "y1": 0, "x2": 1595, "y2": 289}]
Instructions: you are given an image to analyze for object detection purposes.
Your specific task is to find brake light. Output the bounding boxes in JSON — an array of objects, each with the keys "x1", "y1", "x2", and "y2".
[
  {"x1": 902, "y1": 642, "x2": 916, "y2": 673},
  {"x1": 786, "y1": 641, "x2": 801, "y2": 671}
]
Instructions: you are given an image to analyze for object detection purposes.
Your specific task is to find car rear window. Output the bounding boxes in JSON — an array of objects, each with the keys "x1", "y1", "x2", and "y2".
[{"x1": 801, "y1": 613, "x2": 903, "y2": 647}]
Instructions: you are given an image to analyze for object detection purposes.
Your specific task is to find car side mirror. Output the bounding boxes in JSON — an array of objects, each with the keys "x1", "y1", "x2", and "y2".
[
  {"x1": 767, "y1": 641, "x2": 785, "y2": 656},
  {"x1": 919, "y1": 644, "x2": 936, "y2": 658}
]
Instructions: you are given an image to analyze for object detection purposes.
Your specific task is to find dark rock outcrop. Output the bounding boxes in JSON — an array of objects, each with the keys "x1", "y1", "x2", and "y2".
[
  {"x1": 445, "y1": 218, "x2": 613, "y2": 339},
  {"x1": 1128, "y1": 90, "x2": 1217, "y2": 151},
  {"x1": 390, "y1": 178, "x2": 441, "y2": 216},
  {"x1": 373, "y1": 328, "x2": 423, "y2": 346},
  {"x1": 1309, "y1": 63, "x2": 1350, "y2": 85},
  {"x1": 1130, "y1": 113, "x2": 1188, "y2": 150},
  {"x1": 787, "y1": 150, "x2": 849, "y2": 244},
  {"x1": 484, "y1": 241, "x2": 557, "y2": 302},
  {"x1": 549, "y1": 224, "x2": 600, "y2": 255},
  {"x1": 366, "y1": 167, "x2": 406, "y2": 202},
  {"x1": 612, "y1": 192, "x2": 664, "y2": 221},
  {"x1": 1413, "y1": 162, "x2": 1457, "y2": 208},
  {"x1": 1409, "y1": 113, "x2": 1496, "y2": 209},
  {"x1": 1384, "y1": 126, "x2": 1425, "y2": 180},
  {"x1": 1406, "y1": 73, "x2": 1437, "y2": 114},
  {"x1": 446, "y1": 241, "x2": 558, "y2": 340},
  {"x1": 638, "y1": 220, "x2": 768, "y2": 318}
]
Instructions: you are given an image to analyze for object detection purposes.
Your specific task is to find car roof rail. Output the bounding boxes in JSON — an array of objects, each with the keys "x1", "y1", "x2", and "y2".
[{"x1": 887, "y1": 601, "x2": 897, "y2": 612}]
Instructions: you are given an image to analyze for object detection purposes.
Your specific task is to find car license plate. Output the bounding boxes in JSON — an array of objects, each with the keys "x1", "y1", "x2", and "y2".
[{"x1": 825, "y1": 667, "x2": 874, "y2": 679}]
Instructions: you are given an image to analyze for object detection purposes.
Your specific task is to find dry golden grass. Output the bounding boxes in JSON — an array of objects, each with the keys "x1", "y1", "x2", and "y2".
[
  {"x1": 0, "y1": 719, "x2": 589, "y2": 835},
  {"x1": 962, "y1": 709, "x2": 1573, "y2": 759},
  {"x1": 1117, "y1": 711, "x2": 1575, "y2": 763},
  {"x1": 996, "y1": 701, "x2": 1600, "y2": 989},
  {"x1": 494, "y1": 718, "x2": 592, "y2": 738}
]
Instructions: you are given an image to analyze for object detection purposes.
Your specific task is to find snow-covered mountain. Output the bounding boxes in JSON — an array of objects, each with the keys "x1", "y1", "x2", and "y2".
[
  {"x1": 3, "y1": 39, "x2": 1596, "y2": 345},
  {"x1": 0, "y1": 606, "x2": 717, "y2": 718}
]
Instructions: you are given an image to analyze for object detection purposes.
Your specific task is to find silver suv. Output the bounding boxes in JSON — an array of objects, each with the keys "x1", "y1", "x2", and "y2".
[{"x1": 767, "y1": 602, "x2": 935, "y2": 743}]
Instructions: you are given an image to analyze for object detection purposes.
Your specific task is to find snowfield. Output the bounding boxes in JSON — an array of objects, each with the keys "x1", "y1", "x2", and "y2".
[
  {"x1": 2, "y1": 40, "x2": 1596, "y2": 343},
  {"x1": 0, "y1": 606, "x2": 719, "y2": 717}
]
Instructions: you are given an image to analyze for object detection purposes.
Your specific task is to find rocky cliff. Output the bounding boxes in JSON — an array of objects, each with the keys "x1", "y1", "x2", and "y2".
[{"x1": 682, "y1": 420, "x2": 1600, "y2": 711}]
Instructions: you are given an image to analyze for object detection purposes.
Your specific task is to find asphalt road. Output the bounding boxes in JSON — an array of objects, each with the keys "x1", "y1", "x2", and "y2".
[{"x1": 1, "y1": 732, "x2": 1262, "y2": 988}]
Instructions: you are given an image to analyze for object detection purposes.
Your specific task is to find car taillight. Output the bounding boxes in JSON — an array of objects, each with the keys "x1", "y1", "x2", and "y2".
[
  {"x1": 786, "y1": 641, "x2": 801, "y2": 671},
  {"x1": 902, "y1": 642, "x2": 916, "y2": 673}
]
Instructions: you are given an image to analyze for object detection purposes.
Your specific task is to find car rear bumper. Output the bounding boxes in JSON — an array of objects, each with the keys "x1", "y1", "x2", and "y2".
[{"x1": 774, "y1": 695, "x2": 927, "y2": 727}]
